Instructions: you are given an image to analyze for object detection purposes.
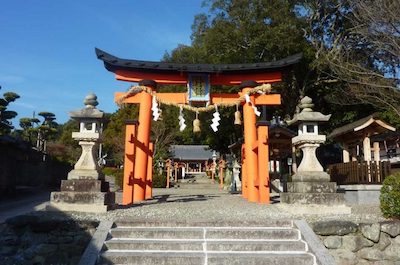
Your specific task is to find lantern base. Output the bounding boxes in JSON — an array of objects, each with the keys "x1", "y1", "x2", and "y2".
[
  {"x1": 49, "y1": 179, "x2": 115, "y2": 213},
  {"x1": 67, "y1": 169, "x2": 104, "y2": 180},
  {"x1": 291, "y1": 171, "x2": 331, "y2": 182}
]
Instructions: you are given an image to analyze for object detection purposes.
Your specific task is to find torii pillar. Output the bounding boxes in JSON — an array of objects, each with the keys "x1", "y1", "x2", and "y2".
[
  {"x1": 242, "y1": 81, "x2": 260, "y2": 203},
  {"x1": 132, "y1": 80, "x2": 155, "y2": 202}
]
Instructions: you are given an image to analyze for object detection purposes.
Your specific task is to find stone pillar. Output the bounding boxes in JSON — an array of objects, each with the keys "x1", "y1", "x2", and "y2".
[
  {"x1": 241, "y1": 143, "x2": 248, "y2": 199},
  {"x1": 242, "y1": 81, "x2": 259, "y2": 203},
  {"x1": 145, "y1": 142, "x2": 154, "y2": 199},
  {"x1": 133, "y1": 80, "x2": 155, "y2": 202},
  {"x1": 343, "y1": 143, "x2": 350, "y2": 163},
  {"x1": 291, "y1": 145, "x2": 297, "y2": 173}
]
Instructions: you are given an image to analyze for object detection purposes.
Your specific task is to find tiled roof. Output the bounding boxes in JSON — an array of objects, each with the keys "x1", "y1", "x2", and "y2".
[{"x1": 170, "y1": 145, "x2": 217, "y2": 161}]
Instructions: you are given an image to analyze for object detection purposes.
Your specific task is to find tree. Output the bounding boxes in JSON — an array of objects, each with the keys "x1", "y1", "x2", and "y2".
[
  {"x1": 102, "y1": 105, "x2": 139, "y2": 165},
  {"x1": 47, "y1": 119, "x2": 80, "y2": 164},
  {"x1": 0, "y1": 85, "x2": 20, "y2": 135},
  {"x1": 36, "y1": 111, "x2": 58, "y2": 152},
  {"x1": 19, "y1": 117, "x2": 40, "y2": 143},
  {"x1": 307, "y1": 0, "x2": 400, "y2": 117},
  {"x1": 163, "y1": 0, "x2": 317, "y2": 153}
]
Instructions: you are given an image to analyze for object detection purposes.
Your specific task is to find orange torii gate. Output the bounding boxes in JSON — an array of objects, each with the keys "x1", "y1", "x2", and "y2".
[{"x1": 96, "y1": 48, "x2": 302, "y2": 205}]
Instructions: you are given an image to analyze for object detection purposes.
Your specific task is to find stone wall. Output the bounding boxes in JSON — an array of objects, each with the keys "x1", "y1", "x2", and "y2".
[
  {"x1": 312, "y1": 220, "x2": 400, "y2": 265},
  {"x1": 0, "y1": 141, "x2": 71, "y2": 196},
  {"x1": 0, "y1": 213, "x2": 98, "y2": 265}
]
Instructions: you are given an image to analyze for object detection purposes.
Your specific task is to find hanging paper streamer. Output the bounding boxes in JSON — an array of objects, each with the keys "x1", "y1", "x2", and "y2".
[
  {"x1": 210, "y1": 105, "x2": 221, "y2": 132},
  {"x1": 151, "y1": 96, "x2": 162, "y2": 121},
  {"x1": 178, "y1": 105, "x2": 186, "y2": 131},
  {"x1": 193, "y1": 111, "x2": 201, "y2": 133},
  {"x1": 244, "y1": 93, "x2": 261, "y2": 117}
]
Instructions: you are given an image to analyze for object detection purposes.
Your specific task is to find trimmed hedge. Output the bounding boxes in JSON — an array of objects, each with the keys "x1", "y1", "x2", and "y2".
[
  {"x1": 380, "y1": 173, "x2": 400, "y2": 218},
  {"x1": 153, "y1": 172, "x2": 167, "y2": 188},
  {"x1": 102, "y1": 167, "x2": 123, "y2": 190}
]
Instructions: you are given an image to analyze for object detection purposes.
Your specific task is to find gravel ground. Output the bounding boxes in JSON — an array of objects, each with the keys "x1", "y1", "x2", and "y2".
[{"x1": 55, "y1": 183, "x2": 387, "y2": 225}]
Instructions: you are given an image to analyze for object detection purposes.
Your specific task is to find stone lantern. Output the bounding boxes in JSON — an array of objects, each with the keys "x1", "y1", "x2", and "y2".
[
  {"x1": 280, "y1": 96, "x2": 348, "y2": 209},
  {"x1": 289, "y1": 96, "x2": 331, "y2": 181},
  {"x1": 68, "y1": 93, "x2": 104, "y2": 180},
  {"x1": 50, "y1": 93, "x2": 115, "y2": 212}
]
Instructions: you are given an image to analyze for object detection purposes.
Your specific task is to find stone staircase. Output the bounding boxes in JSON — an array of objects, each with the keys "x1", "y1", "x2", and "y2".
[{"x1": 97, "y1": 220, "x2": 317, "y2": 265}]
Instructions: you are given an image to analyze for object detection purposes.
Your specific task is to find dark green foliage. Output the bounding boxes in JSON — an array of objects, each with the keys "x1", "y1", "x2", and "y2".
[
  {"x1": 152, "y1": 171, "x2": 167, "y2": 188},
  {"x1": 380, "y1": 173, "x2": 400, "y2": 218},
  {"x1": 102, "y1": 167, "x2": 123, "y2": 190},
  {"x1": 47, "y1": 119, "x2": 80, "y2": 164},
  {"x1": 103, "y1": 105, "x2": 139, "y2": 165},
  {"x1": 0, "y1": 86, "x2": 20, "y2": 135}
]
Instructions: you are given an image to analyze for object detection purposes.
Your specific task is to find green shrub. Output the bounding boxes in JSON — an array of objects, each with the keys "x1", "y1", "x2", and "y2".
[
  {"x1": 153, "y1": 172, "x2": 167, "y2": 188},
  {"x1": 102, "y1": 167, "x2": 123, "y2": 190},
  {"x1": 380, "y1": 173, "x2": 400, "y2": 218}
]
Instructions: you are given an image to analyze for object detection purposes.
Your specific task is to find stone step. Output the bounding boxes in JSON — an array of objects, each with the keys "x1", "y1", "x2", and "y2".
[
  {"x1": 280, "y1": 192, "x2": 345, "y2": 205},
  {"x1": 113, "y1": 220, "x2": 294, "y2": 228},
  {"x1": 177, "y1": 183, "x2": 218, "y2": 189},
  {"x1": 98, "y1": 251, "x2": 315, "y2": 265},
  {"x1": 287, "y1": 182, "x2": 337, "y2": 193},
  {"x1": 60, "y1": 179, "x2": 110, "y2": 192},
  {"x1": 207, "y1": 252, "x2": 316, "y2": 265},
  {"x1": 109, "y1": 227, "x2": 300, "y2": 240},
  {"x1": 104, "y1": 238, "x2": 307, "y2": 252}
]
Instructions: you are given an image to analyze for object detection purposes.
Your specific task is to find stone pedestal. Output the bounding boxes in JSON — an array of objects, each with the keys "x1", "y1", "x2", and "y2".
[{"x1": 50, "y1": 179, "x2": 115, "y2": 213}]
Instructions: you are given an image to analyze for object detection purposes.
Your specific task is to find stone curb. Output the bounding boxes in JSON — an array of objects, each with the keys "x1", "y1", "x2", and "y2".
[
  {"x1": 294, "y1": 220, "x2": 336, "y2": 265},
  {"x1": 78, "y1": 220, "x2": 113, "y2": 265}
]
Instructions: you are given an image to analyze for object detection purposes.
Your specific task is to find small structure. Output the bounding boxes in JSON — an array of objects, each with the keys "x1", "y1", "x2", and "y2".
[
  {"x1": 281, "y1": 96, "x2": 347, "y2": 208},
  {"x1": 329, "y1": 114, "x2": 396, "y2": 164},
  {"x1": 50, "y1": 93, "x2": 115, "y2": 212},
  {"x1": 169, "y1": 145, "x2": 217, "y2": 175},
  {"x1": 327, "y1": 114, "x2": 396, "y2": 204},
  {"x1": 328, "y1": 114, "x2": 395, "y2": 184}
]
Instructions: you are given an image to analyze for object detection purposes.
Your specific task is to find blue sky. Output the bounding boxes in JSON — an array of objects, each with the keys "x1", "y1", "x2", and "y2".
[{"x1": 0, "y1": 0, "x2": 205, "y2": 126}]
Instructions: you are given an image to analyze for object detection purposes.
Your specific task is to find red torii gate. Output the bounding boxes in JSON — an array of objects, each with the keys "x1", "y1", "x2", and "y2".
[{"x1": 96, "y1": 48, "x2": 302, "y2": 205}]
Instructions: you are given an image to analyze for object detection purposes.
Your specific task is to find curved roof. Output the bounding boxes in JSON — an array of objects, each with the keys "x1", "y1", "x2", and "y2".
[
  {"x1": 329, "y1": 114, "x2": 396, "y2": 142},
  {"x1": 95, "y1": 48, "x2": 302, "y2": 74}
]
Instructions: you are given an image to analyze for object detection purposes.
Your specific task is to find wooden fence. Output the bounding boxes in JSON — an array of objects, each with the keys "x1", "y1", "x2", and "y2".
[{"x1": 327, "y1": 161, "x2": 391, "y2": 185}]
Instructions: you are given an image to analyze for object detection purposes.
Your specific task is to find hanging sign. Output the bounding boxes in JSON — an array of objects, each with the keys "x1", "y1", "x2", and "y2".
[{"x1": 188, "y1": 73, "x2": 210, "y2": 103}]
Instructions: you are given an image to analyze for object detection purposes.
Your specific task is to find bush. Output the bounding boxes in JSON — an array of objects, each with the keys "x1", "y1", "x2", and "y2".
[
  {"x1": 102, "y1": 167, "x2": 123, "y2": 190},
  {"x1": 380, "y1": 173, "x2": 400, "y2": 218},
  {"x1": 153, "y1": 172, "x2": 167, "y2": 188}
]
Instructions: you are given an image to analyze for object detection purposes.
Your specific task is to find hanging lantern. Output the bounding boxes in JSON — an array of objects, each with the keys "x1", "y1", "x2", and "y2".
[
  {"x1": 234, "y1": 104, "x2": 242, "y2": 125},
  {"x1": 193, "y1": 111, "x2": 201, "y2": 133}
]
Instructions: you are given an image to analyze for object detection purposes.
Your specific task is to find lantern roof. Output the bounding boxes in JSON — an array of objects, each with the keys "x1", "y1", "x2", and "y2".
[
  {"x1": 69, "y1": 93, "x2": 104, "y2": 120},
  {"x1": 287, "y1": 96, "x2": 331, "y2": 125}
]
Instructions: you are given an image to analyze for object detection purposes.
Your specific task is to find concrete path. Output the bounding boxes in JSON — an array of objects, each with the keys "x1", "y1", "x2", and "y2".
[
  {"x1": 0, "y1": 180, "x2": 385, "y2": 225},
  {"x1": 0, "y1": 190, "x2": 50, "y2": 223}
]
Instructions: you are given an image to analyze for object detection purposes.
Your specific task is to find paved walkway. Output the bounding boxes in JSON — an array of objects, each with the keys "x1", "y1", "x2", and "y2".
[
  {"x1": 0, "y1": 182, "x2": 385, "y2": 225},
  {"x1": 0, "y1": 189, "x2": 50, "y2": 223}
]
